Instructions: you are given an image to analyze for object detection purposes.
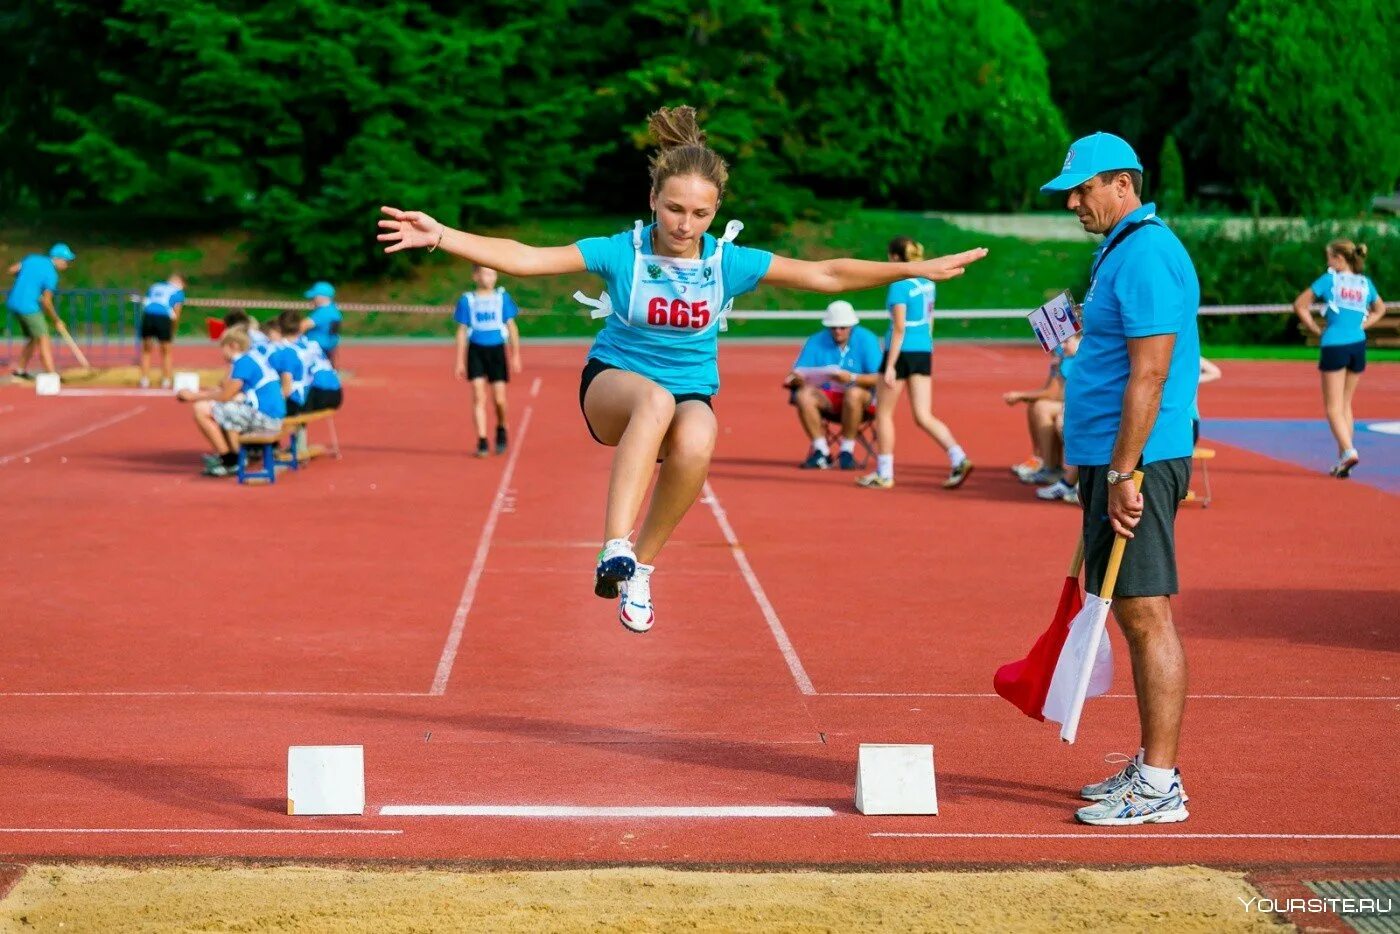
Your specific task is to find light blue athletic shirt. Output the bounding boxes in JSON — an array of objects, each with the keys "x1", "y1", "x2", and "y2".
[
  {"x1": 229, "y1": 351, "x2": 287, "y2": 418},
  {"x1": 1064, "y1": 203, "x2": 1201, "y2": 466},
  {"x1": 453, "y1": 288, "x2": 519, "y2": 347},
  {"x1": 142, "y1": 281, "x2": 185, "y2": 318},
  {"x1": 793, "y1": 326, "x2": 883, "y2": 391},
  {"x1": 575, "y1": 223, "x2": 772, "y2": 396},
  {"x1": 6, "y1": 255, "x2": 59, "y2": 315},
  {"x1": 884, "y1": 278, "x2": 935, "y2": 353},
  {"x1": 266, "y1": 342, "x2": 307, "y2": 405},
  {"x1": 294, "y1": 335, "x2": 341, "y2": 391},
  {"x1": 1310, "y1": 270, "x2": 1379, "y2": 347}
]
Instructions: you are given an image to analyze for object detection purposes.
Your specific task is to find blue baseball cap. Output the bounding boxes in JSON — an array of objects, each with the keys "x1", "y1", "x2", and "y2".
[
  {"x1": 304, "y1": 281, "x2": 336, "y2": 299},
  {"x1": 49, "y1": 243, "x2": 76, "y2": 262},
  {"x1": 1040, "y1": 132, "x2": 1143, "y2": 193}
]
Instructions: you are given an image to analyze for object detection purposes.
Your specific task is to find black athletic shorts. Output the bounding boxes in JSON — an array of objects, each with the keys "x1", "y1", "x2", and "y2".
[
  {"x1": 1079, "y1": 458, "x2": 1191, "y2": 598},
  {"x1": 139, "y1": 313, "x2": 173, "y2": 342},
  {"x1": 578, "y1": 357, "x2": 712, "y2": 445},
  {"x1": 1319, "y1": 340, "x2": 1366, "y2": 373},
  {"x1": 306, "y1": 387, "x2": 343, "y2": 411},
  {"x1": 879, "y1": 350, "x2": 932, "y2": 379},
  {"x1": 285, "y1": 397, "x2": 305, "y2": 418},
  {"x1": 467, "y1": 342, "x2": 509, "y2": 383}
]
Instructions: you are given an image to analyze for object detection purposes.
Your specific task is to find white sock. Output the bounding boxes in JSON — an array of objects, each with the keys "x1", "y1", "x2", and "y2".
[
  {"x1": 877, "y1": 454, "x2": 894, "y2": 480},
  {"x1": 947, "y1": 444, "x2": 966, "y2": 466},
  {"x1": 1343, "y1": 447, "x2": 1358, "y2": 458},
  {"x1": 839, "y1": 439, "x2": 856, "y2": 455},
  {"x1": 812, "y1": 437, "x2": 830, "y2": 456},
  {"x1": 1139, "y1": 762, "x2": 1176, "y2": 794}
]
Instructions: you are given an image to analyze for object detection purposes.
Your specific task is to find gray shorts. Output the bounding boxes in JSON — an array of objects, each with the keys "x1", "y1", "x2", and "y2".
[
  {"x1": 1079, "y1": 458, "x2": 1191, "y2": 598},
  {"x1": 211, "y1": 401, "x2": 282, "y2": 436}
]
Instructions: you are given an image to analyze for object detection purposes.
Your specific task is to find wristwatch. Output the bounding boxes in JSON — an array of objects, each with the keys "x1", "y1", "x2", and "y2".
[{"x1": 1106, "y1": 469, "x2": 1133, "y2": 486}]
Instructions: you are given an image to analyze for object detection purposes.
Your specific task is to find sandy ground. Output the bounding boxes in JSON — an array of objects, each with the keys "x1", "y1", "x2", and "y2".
[{"x1": 0, "y1": 864, "x2": 1288, "y2": 933}]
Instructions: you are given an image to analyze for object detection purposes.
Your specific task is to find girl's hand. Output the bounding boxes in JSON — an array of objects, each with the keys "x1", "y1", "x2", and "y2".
[
  {"x1": 882, "y1": 366, "x2": 897, "y2": 388},
  {"x1": 1003, "y1": 391, "x2": 1023, "y2": 405},
  {"x1": 454, "y1": 362, "x2": 466, "y2": 381},
  {"x1": 378, "y1": 206, "x2": 444, "y2": 253},
  {"x1": 914, "y1": 248, "x2": 989, "y2": 282},
  {"x1": 511, "y1": 355, "x2": 523, "y2": 375}
]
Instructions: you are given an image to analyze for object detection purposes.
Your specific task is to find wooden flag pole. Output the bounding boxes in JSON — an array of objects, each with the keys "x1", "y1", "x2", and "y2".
[{"x1": 1068, "y1": 535, "x2": 1085, "y2": 579}]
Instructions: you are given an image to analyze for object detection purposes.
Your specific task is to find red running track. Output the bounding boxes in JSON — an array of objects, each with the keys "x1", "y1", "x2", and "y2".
[{"x1": 0, "y1": 344, "x2": 1396, "y2": 868}]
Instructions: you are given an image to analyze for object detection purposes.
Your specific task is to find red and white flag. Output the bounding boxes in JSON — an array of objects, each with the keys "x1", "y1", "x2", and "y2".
[{"x1": 995, "y1": 524, "x2": 1132, "y2": 743}]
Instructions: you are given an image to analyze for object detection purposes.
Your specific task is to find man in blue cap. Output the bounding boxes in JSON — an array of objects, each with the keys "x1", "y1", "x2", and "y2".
[
  {"x1": 300, "y1": 281, "x2": 342, "y2": 365},
  {"x1": 1041, "y1": 133, "x2": 1200, "y2": 826},
  {"x1": 6, "y1": 243, "x2": 76, "y2": 379}
]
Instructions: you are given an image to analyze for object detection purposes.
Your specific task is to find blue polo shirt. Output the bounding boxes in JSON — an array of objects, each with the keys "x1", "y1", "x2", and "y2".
[
  {"x1": 1064, "y1": 203, "x2": 1200, "y2": 466},
  {"x1": 793, "y1": 325, "x2": 883, "y2": 390},
  {"x1": 6, "y1": 255, "x2": 59, "y2": 315},
  {"x1": 306, "y1": 302, "x2": 342, "y2": 353}
]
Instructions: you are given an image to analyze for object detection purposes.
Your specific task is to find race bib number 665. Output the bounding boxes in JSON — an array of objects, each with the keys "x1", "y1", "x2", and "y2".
[{"x1": 646, "y1": 296, "x2": 711, "y2": 329}]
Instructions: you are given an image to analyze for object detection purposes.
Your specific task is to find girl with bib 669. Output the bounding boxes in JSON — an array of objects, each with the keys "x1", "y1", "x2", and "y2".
[{"x1": 379, "y1": 106, "x2": 987, "y2": 634}]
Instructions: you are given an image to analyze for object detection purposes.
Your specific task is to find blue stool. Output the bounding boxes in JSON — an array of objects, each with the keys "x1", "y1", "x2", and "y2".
[{"x1": 236, "y1": 442, "x2": 278, "y2": 485}]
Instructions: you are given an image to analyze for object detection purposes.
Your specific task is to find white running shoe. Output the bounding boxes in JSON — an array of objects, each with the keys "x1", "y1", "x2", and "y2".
[
  {"x1": 619, "y1": 563, "x2": 655, "y2": 633},
  {"x1": 594, "y1": 538, "x2": 637, "y2": 599},
  {"x1": 1036, "y1": 478, "x2": 1077, "y2": 502},
  {"x1": 138, "y1": 377, "x2": 150, "y2": 389}
]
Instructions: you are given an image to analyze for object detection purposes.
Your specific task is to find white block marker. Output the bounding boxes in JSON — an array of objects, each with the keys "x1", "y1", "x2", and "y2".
[
  {"x1": 35, "y1": 373, "x2": 61, "y2": 396},
  {"x1": 172, "y1": 371, "x2": 200, "y2": 393},
  {"x1": 287, "y1": 745, "x2": 365, "y2": 816},
  {"x1": 855, "y1": 744, "x2": 938, "y2": 816}
]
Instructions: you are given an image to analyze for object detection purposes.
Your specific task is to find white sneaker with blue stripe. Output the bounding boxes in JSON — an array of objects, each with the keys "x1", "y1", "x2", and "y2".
[
  {"x1": 1081, "y1": 753, "x2": 1189, "y2": 803},
  {"x1": 1076, "y1": 771, "x2": 1190, "y2": 826},
  {"x1": 594, "y1": 538, "x2": 636, "y2": 599},
  {"x1": 619, "y1": 564, "x2": 655, "y2": 633}
]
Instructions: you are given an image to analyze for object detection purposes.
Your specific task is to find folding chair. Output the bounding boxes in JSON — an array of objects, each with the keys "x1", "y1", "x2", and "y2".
[{"x1": 822, "y1": 404, "x2": 878, "y2": 469}]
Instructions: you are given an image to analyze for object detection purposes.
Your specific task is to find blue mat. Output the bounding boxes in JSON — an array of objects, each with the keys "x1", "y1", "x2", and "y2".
[{"x1": 1203, "y1": 419, "x2": 1400, "y2": 494}]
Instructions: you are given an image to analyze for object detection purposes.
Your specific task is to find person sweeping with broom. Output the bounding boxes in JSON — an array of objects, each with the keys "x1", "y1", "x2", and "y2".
[{"x1": 1037, "y1": 132, "x2": 1200, "y2": 826}]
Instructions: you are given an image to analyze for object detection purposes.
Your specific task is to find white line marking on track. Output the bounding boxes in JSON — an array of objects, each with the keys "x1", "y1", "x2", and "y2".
[
  {"x1": 701, "y1": 481, "x2": 816, "y2": 696},
  {"x1": 0, "y1": 405, "x2": 146, "y2": 465},
  {"x1": 821, "y1": 693, "x2": 1400, "y2": 701},
  {"x1": 873, "y1": 832, "x2": 1400, "y2": 841},
  {"x1": 430, "y1": 403, "x2": 534, "y2": 695},
  {"x1": 381, "y1": 805, "x2": 834, "y2": 818},
  {"x1": 0, "y1": 828, "x2": 402, "y2": 835},
  {"x1": 530, "y1": 376, "x2": 542, "y2": 397}
]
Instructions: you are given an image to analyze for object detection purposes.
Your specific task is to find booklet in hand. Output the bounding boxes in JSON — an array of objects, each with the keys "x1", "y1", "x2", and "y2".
[{"x1": 1027, "y1": 290, "x2": 1080, "y2": 352}]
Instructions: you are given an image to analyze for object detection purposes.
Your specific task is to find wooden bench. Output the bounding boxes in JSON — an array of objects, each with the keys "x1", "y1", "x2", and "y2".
[
  {"x1": 236, "y1": 409, "x2": 342, "y2": 485},
  {"x1": 1183, "y1": 446, "x2": 1215, "y2": 507}
]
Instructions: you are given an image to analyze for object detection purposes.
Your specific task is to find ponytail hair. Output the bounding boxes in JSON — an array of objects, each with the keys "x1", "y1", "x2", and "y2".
[
  {"x1": 1327, "y1": 238, "x2": 1368, "y2": 273},
  {"x1": 647, "y1": 105, "x2": 729, "y2": 201},
  {"x1": 888, "y1": 236, "x2": 924, "y2": 263}
]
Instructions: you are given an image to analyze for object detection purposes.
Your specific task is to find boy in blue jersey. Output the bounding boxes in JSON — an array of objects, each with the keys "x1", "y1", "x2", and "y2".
[
  {"x1": 260, "y1": 317, "x2": 307, "y2": 416},
  {"x1": 1292, "y1": 238, "x2": 1387, "y2": 477},
  {"x1": 138, "y1": 274, "x2": 186, "y2": 388},
  {"x1": 175, "y1": 327, "x2": 286, "y2": 477},
  {"x1": 278, "y1": 311, "x2": 343, "y2": 412},
  {"x1": 6, "y1": 243, "x2": 76, "y2": 379},
  {"x1": 379, "y1": 105, "x2": 986, "y2": 633},
  {"x1": 453, "y1": 265, "x2": 522, "y2": 456},
  {"x1": 300, "y1": 281, "x2": 342, "y2": 365},
  {"x1": 783, "y1": 300, "x2": 882, "y2": 469}
]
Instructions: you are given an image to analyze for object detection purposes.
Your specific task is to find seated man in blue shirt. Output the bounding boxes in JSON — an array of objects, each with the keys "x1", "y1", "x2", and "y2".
[
  {"x1": 6, "y1": 243, "x2": 76, "y2": 379},
  {"x1": 782, "y1": 300, "x2": 883, "y2": 469},
  {"x1": 300, "y1": 281, "x2": 342, "y2": 366},
  {"x1": 175, "y1": 327, "x2": 287, "y2": 477}
]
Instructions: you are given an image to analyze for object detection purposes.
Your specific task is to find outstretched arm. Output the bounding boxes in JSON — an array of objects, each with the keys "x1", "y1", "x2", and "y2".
[
  {"x1": 760, "y1": 248, "x2": 987, "y2": 294},
  {"x1": 378, "y1": 207, "x2": 585, "y2": 277}
]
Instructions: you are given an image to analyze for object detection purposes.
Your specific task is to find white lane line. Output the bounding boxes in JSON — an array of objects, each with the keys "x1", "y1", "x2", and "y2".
[
  {"x1": 701, "y1": 481, "x2": 816, "y2": 696},
  {"x1": 381, "y1": 805, "x2": 833, "y2": 819},
  {"x1": 530, "y1": 376, "x2": 542, "y2": 397},
  {"x1": 821, "y1": 693, "x2": 1400, "y2": 701},
  {"x1": 429, "y1": 403, "x2": 534, "y2": 695},
  {"x1": 0, "y1": 405, "x2": 146, "y2": 465},
  {"x1": 873, "y1": 832, "x2": 1400, "y2": 841},
  {"x1": 0, "y1": 828, "x2": 402, "y2": 835},
  {"x1": 0, "y1": 691, "x2": 428, "y2": 698}
]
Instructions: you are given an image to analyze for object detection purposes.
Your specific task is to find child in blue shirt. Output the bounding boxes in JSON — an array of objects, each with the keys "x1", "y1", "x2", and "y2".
[
  {"x1": 301, "y1": 281, "x2": 342, "y2": 365},
  {"x1": 138, "y1": 274, "x2": 185, "y2": 388},
  {"x1": 378, "y1": 105, "x2": 986, "y2": 634},
  {"x1": 261, "y1": 316, "x2": 308, "y2": 415},
  {"x1": 454, "y1": 265, "x2": 522, "y2": 456},
  {"x1": 175, "y1": 327, "x2": 285, "y2": 477},
  {"x1": 278, "y1": 311, "x2": 343, "y2": 412},
  {"x1": 1292, "y1": 238, "x2": 1387, "y2": 477}
]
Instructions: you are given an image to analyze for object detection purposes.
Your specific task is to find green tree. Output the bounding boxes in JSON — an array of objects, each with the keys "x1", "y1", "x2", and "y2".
[
  {"x1": 1187, "y1": 0, "x2": 1400, "y2": 213},
  {"x1": 1157, "y1": 134, "x2": 1186, "y2": 212}
]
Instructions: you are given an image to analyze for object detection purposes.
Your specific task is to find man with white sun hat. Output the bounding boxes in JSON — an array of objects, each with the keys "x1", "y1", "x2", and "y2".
[{"x1": 783, "y1": 299, "x2": 883, "y2": 469}]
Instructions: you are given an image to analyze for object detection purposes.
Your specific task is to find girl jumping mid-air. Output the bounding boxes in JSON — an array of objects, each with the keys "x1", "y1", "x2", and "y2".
[{"x1": 379, "y1": 106, "x2": 986, "y2": 632}]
